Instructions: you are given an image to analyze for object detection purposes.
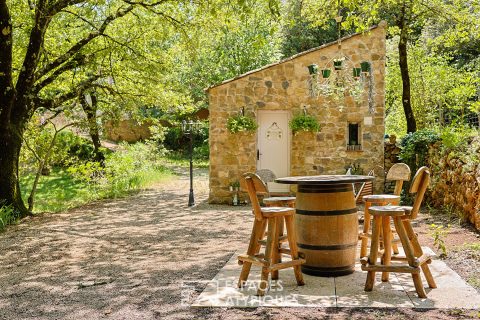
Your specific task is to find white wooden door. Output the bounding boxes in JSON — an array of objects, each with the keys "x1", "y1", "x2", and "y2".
[{"x1": 257, "y1": 111, "x2": 290, "y2": 193}]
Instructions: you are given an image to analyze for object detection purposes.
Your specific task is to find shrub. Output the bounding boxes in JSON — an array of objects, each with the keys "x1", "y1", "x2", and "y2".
[
  {"x1": 163, "y1": 121, "x2": 209, "y2": 155},
  {"x1": 55, "y1": 131, "x2": 111, "y2": 163},
  {"x1": 440, "y1": 125, "x2": 478, "y2": 150},
  {"x1": 194, "y1": 143, "x2": 209, "y2": 160},
  {"x1": 67, "y1": 142, "x2": 168, "y2": 198},
  {"x1": 399, "y1": 129, "x2": 440, "y2": 171},
  {"x1": 0, "y1": 203, "x2": 18, "y2": 231}
]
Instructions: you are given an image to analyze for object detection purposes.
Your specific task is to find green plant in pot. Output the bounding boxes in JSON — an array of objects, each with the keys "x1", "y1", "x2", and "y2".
[
  {"x1": 321, "y1": 69, "x2": 331, "y2": 78},
  {"x1": 226, "y1": 114, "x2": 258, "y2": 133},
  {"x1": 360, "y1": 61, "x2": 371, "y2": 72},
  {"x1": 308, "y1": 64, "x2": 319, "y2": 75},
  {"x1": 353, "y1": 67, "x2": 361, "y2": 78},
  {"x1": 289, "y1": 113, "x2": 320, "y2": 134},
  {"x1": 333, "y1": 58, "x2": 344, "y2": 70}
]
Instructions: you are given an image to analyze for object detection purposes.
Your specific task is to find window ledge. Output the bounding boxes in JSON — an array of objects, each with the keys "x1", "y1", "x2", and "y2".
[{"x1": 346, "y1": 144, "x2": 363, "y2": 151}]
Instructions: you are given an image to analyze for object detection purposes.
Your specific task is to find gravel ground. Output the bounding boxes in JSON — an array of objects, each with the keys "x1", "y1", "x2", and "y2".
[{"x1": 0, "y1": 168, "x2": 479, "y2": 320}]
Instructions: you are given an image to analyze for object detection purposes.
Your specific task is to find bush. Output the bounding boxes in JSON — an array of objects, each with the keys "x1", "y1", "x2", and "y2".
[
  {"x1": 0, "y1": 203, "x2": 18, "y2": 231},
  {"x1": 194, "y1": 143, "x2": 209, "y2": 160},
  {"x1": 56, "y1": 131, "x2": 111, "y2": 164},
  {"x1": 67, "y1": 142, "x2": 169, "y2": 198},
  {"x1": 163, "y1": 121, "x2": 209, "y2": 154},
  {"x1": 440, "y1": 125, "x2": 478, "y2": 150},
  {"x1": 399, "y1": 129, "x2": 440, "y2": 172},
  {"x1": 164, "y1": 126, "x2": 184, "y2": 151}
]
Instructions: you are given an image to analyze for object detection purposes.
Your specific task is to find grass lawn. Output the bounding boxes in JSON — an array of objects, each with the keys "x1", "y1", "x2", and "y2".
[
  {"x1": 20, "y1": 166, "x2": 175, "y2": 214},
  {"x1": 20, "y1": 168, "x2": 94, "y2": 213}
]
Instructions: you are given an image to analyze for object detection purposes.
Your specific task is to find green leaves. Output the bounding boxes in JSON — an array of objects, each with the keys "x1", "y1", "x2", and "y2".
[
  {"x1": 399, "y1": 129, "x2": 440, "y2": 172},
  {"x1": 226, "y1": 115, "x2": 258, "y2": 133},
  {"x1": 289, "y1": 114, "x2": 320, "y2": 133}
]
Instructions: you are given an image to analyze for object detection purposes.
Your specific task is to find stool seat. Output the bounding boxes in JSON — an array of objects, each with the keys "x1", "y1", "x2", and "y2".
[
  {"x1": 362, "y1": 194, "x2": 400, "y2": 204},
  {"x1": 263, "y1": 196, "x2": 296, "y2": 204},
  {"x1": 360, "y1": 195, "x2": 401, "y2": 258},
  {"x1": 369, "y1": 205, "x2": 406, "y2": 216},
  {"x1": 260, "y1": 206, "x2": 295, "y2": 218}
]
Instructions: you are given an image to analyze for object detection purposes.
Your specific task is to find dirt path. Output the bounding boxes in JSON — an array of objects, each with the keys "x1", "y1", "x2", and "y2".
[{"x1": 0, "y1": 169, "x2": 478, "y2": 320}]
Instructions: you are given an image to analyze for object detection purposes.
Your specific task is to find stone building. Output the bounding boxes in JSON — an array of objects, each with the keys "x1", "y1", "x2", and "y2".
[{"x1": 207, "y1": 22, "x2": 387, "y2": 204}]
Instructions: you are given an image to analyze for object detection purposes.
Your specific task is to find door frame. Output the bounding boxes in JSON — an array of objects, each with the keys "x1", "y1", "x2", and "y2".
[{"x1": 256, "y1": 110, "x2": 291, "y2": 179}]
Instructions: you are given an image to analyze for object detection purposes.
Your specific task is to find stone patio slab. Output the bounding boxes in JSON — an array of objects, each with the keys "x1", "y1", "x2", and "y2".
[{"x1": 193, "y1": 247, "x2": 480, "y2": 309}]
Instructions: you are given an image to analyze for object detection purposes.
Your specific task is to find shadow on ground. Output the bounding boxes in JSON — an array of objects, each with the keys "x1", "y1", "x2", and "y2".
[{"x1": 0, "y1": 168, "x2": 477, "y2": 319}]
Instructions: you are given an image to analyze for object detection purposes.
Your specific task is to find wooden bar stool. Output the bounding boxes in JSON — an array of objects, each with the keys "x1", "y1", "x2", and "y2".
[
  {"x1": 253, "y1": 169, "x2": 296, "y2": 280},
  {"x1": 360, "y1": 167, "x2": 436, "y2": 298},
  {"x1": 238, "y1": 173, "x2": 305, "y2": 296},
  {"x1": 359, "y1": 163, "x2": 411, "y2": 259},
  {"x1": 263, "y1": 196, "x2": 295, "y2": 281}
]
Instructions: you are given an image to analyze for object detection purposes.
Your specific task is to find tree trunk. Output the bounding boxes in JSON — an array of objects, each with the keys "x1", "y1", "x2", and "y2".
[
  {"x1": 0, "y1": 123, "x2": 30, "y2": 217},
  {"x1": 398, "y1": 18, "x2": 417, "y2": 133},
  {"x1": 80, "y1": 91, "x2": 104, "y2": 162}
]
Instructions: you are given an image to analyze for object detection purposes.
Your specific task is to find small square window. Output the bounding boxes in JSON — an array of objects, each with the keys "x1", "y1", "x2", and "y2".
[{"x1": 347, "y1": 123, "x2": 362, "y2": 151}]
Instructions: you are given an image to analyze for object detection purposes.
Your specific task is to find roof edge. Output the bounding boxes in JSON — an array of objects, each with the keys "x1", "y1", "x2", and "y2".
[{"x1": 205, "y1": 21, "x2": 387, "y2": 92}]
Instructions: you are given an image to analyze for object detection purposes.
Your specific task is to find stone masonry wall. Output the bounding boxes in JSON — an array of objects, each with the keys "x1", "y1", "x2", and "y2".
[
  {"x1": 208, "y1": 23, "x2": 387, "y2": 204},
  {"x1": 428, "y1": 138, "x2": 480, "y2": 230}
]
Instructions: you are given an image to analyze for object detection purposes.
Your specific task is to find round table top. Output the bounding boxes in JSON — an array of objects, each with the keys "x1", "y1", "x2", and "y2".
[{"x1": 275, "y1": 175, "x2": 375, "y2": 185}]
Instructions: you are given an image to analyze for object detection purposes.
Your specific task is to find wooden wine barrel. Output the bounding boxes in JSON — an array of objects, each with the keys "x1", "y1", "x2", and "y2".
[{"x1": 295, "y1": 184, "x2": 358, "y2": 276}]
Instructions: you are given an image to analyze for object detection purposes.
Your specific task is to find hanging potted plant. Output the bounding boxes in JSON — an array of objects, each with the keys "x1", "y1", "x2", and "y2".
[
  {"x1": 307, "y1": 64, "x2": 319, "y2": 75},
  {"x1": 333, "y1": 57, "x2": 345, "y2": 70},
  {"x1": 321, "y1": 69, "x2": 331, "y2": 78},
  {"x1": 226, "y1": 114, "x2": 258, "y2": 133},
  {"x1": 289, "y1": 113, "x2": 321, "y2": 134},
  {"x1": 353, "y1": 67, "x2": 361, "y2": 78},
  {"x1": 360, "y1": 61, "x2": 371, "y2": 72}
]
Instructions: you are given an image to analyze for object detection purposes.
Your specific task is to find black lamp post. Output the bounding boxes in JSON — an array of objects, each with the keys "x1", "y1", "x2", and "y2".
[{"x1": 182, "y1": 120, "x2": 199, "y2": 207}]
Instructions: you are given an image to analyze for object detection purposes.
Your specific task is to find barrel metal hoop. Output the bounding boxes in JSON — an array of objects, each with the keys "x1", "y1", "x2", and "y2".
[{"x1": 301, "y1": 264, "x2": 355, "y2": 276}]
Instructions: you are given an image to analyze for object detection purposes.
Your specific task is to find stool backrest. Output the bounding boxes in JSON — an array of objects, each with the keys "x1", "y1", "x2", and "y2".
[
  {"x1": 355, "y1": 169, "x2": 375, "y2": 203},
  {"x1": 386, "y1": 163, "x2": 411, "y2": 196},
  {"x1": 255, "y1": 169, "x2": 277, "y2": 183},
  {"x1": 242, "y1": 173, "x2": 267, "y2": 221},
  {"x1": 408, "y1": 166, "x2": 430, "y2": 220}
]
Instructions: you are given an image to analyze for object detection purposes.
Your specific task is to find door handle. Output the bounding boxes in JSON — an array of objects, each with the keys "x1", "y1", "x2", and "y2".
[{"x1": 257, "y1": 149, "x2": 260, "y2": 160}]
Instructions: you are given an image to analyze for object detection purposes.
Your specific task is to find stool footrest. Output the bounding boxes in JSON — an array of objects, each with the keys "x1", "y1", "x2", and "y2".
[
  {"x1": 238, "y1": 254, "x2": 267, "y2": 266},
  {"x1": 389, "y1": 253, "x2": 432, "y2": 267},
  {"x1": 268, "y1": 258, "x2": 306, "y2": 272},
  {"x1": 416, "y1": 253, "x2": 433, "y2": 266},
  {"x1": 361, "y1": 263, "x2": 420, "y2": 274}
]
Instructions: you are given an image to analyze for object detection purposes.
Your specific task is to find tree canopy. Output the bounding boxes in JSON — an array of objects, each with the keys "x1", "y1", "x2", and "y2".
[{"x1": 0, "y1": 0, "x2": 479, "y2": 215}]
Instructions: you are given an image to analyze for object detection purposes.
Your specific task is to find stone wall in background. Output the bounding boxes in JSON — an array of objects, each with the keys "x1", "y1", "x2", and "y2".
[
  {"x1": 208, "y1": 23, "x2": 387, "y2": 204},
  {"x1": 427, "y1": 138, "x2": 480, "y2": 231},
  {"x1": 104, "y1": 120, "x2": 152, "y2": 142}
]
